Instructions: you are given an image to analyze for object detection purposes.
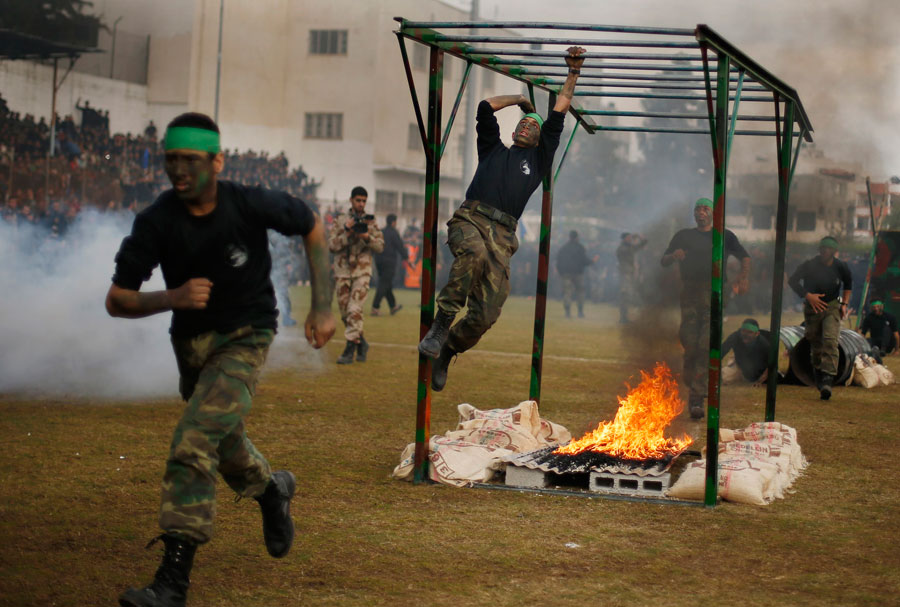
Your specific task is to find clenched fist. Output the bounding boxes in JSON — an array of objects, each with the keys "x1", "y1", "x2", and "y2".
[{"x1": 169, "y1": 278, "x2": 213, "y2": 310}]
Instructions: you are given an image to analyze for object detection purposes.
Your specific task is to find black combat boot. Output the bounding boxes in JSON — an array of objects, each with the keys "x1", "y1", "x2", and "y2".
[
  {"x1": 119, "y1": 534, "x2": 196, "y2": 607},
  {"x1": 812, "y1": 368, "x2": 823, "y2": 392},
  {"x1": 356, "y1": 337, "x2": 370, "y2": 362},
  {"x1": 336, "y1": 341, "x2": 356, "y2": 364},
  {"x1": 255, "y1": 470, "x2": 296, "y2": 558},
  {"x1": 819, "y1": 373, "x2": 833, "y2": 401},
  {"x1": 418, "y1": 310, "x2": 454, "y2": 358},
  {"x1": 431, "y1": 344, "x2": 457, "y2": 392},
  {"x1": 564, "y1": 304, "x2": 571, "y2": 318},
  {"x1": 577, "y1": 304, "x2": 585, "y2": 319}
]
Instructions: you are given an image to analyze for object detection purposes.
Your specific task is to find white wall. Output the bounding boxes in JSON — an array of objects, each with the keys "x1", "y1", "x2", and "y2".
[{"x1": 0, "y1": 59, "x2": 150, "y2": 136}]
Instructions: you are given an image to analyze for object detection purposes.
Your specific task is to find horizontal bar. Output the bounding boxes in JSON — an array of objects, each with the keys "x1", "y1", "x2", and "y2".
[
  {"x1": 696, "y1": 25, "x2": 813, "y2": 137},
  {"x1": 575, "y1": 90, "x2": 772, "y2": 101},
  {"x1": 590, "y1": 125, "x2": 802, "y2": 137},
  {"x1": 479, "y1": 57, "x2": 741, "y2": 72},
  {"x1": 396, "y1": 19, "x2": 697, "y2": 36},
  {"x1": 520, "y1": 70, "x2": 758, "y2": 83},
  {"x1": 541, "y1": 79, "x2": 767, "y2": 92},
  {"x1": 432, "y1": 34, "x2": 699, "y2": 49},
  {"x1": 582, "y1": 110, "x2": 777, "y2": 122},
  {"x1": 465, "y1": 47, "x2": 705, "y2": 61}
]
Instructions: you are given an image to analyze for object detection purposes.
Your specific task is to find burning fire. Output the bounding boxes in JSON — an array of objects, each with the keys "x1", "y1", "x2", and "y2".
[{"x1": 554, "y1": 362, "x2": 692, "y2": 460}]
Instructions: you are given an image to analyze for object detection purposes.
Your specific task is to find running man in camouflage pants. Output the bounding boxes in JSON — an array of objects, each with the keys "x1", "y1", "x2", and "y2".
[{"x1": 107, "y1": 112, "x2": 335, "y2": 607}]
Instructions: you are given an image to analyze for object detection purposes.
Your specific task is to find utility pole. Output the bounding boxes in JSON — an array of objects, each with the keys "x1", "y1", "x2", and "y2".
[
  {"x1": 214, "y1": 0, "x2": 225, "y2": 122},
  {"x1": 110, "y1": 16, "x2": 123, "y2": 79}
]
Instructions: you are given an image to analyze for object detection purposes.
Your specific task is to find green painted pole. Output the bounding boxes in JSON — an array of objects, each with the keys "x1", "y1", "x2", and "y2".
[
  {"x1": 395, "y1": 34, "x2": 428, "y2": 153},
  {"x1": 700, "y1": 45, "x2": 729, "y2": 508},
  {"x1": 553, "y1": 124, "x2": 580, "y2": 183},
  {"x1": 765, "y1": 97, "x2": 795, "y2": 422},
  {"x1": 413, "y1": 46, "x2": 444, "y2": 484},
  {"x1": 856, "y1": 177, "x2": 881, "y2": 330},
  {"x1": 530, "y1": 92, "x2": 557, "y2": 402},
  {"x1": 440, "y1": 62, "x2": 472, "y2": 159},
  {"x1": 725, "y1": 70, "x2": 745, "y2": 174}
]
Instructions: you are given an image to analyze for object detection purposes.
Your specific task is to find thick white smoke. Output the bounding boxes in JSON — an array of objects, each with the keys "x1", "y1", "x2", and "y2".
[
  {"x1": 0, "y1": 210, "x2": 323, "y2": 400},
  {"x1": 0, "y1": 210, "x2": 177, "y2": 398}
]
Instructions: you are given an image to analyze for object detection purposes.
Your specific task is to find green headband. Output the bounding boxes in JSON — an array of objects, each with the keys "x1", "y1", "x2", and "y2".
[
  {"x1": 695, "y1": 197, "x2": 714, "y2": 209},
  {"x1": 741, "y1": 321, "x2": 760, "y2": 333},
  {"x1": 819, "y1": 236, "x2": 839, "y2": 249},
  {"x1": 871, "y1": 300, "x2": 884, "y2": 307},
  {"x1": 522, "y1": 113, "x2": 544, "y2": 128},
  {"x1": 164, "y1": 127, "x2": 221, "y2": 153}
]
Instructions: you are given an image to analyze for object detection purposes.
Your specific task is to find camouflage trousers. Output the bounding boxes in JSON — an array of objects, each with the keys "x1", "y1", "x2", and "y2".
[
  {"x1": 162, "y1": 325, "x2": 274, "y2": 544},
  {"x1": 680, "y1": 288, "x2": 711, "y2": 403},
  {"x1": 437, "y1": 206, "x2": 518, "y2": 354},
  {"x1": 561, "y1": 274, "x2": 585, "y2": 310},
  {"x1": 803, "y1": 299, "x2": 841, "y2": 376},
  {"x1": 335, "y1": 273, "x2": 370, "y2": 342}
]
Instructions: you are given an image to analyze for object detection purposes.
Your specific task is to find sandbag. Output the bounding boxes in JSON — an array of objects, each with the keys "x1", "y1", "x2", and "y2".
[
  {"x1": 852, "y1": 354, "x2": 880, "y2": 388},
  {"x1": 668, "y1": 457, "x2": 779, "y2": 505},
  {"x1": 392, "y1": 400, "x2": 569, "y2": 486}
]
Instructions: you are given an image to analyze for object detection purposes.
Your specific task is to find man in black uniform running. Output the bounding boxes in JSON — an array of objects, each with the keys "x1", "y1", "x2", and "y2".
[
  {"x1": 661, "y1": 197, "x2": 751, "y2": 419},
  {"x1": 107, "y1": 112, "x2": 335, "y2": 607},
  {"x1": 787, "y1": 236, "x2": 852, "y2": 400}
]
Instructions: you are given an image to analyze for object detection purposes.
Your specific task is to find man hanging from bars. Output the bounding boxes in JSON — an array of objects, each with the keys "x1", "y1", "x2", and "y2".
[
  {"x1": 418, "y1": 45, "x2": 586, "y2": 392},
  {"x1": 661, "y1": 197, "x2": 751, "y2": 420}
]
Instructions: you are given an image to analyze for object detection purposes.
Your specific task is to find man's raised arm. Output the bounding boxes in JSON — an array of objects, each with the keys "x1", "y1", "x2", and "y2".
[
  {"x1": 553, "y1": 46, "x2": 586, "y2": 114},
  {"x1": 485, "y1": 94, "x2": 535, "y2": 113}
]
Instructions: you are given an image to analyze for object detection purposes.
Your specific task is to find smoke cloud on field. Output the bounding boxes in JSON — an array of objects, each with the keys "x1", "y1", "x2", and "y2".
[{"x1": 0, "y1": 211, "x2": 322, "y2": 400}]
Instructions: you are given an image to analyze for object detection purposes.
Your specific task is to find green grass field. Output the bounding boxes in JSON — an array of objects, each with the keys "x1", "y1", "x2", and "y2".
[{"x1": 1, "y1": 287, "x2": 898, "y2": 606}]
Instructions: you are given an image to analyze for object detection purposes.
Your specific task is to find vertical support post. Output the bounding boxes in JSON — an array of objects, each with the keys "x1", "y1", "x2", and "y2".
[
  {"x1": 529, "y1": 92, "x2": 556, "y2": 402},
  {"x1": 701, "y1": 47, "x2": 729, "y2": 507},
  {"x1": 765, "y1": 97, "x2": 794, "y2": 421},
  {"x1": 553, "y1": 124, "x2": 580, "y2": 184},
  {"x1": 856, "y1": 177, "x2": 881, "y2": 330},
  {"x1": 214, "y1": 0, "x2": 225, "y2": 122},
  {"x1": 413, "y1": 46, "x2": 444, "y2": 483},
  {"x1": 724, "y1": 70, "x2": 744, "y2": 175},
  {"x1": 46, "y1": 58, "x2": 59, "y2": 206}
]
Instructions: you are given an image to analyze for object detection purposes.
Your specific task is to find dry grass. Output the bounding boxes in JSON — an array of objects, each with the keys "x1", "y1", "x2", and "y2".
[{"x1": 1, "y1": 287, "x2": 898, "y2": 606}]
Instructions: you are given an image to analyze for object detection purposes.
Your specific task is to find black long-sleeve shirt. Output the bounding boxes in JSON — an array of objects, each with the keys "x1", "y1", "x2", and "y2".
[
  {"x1": 787, "y1": 256, "x2": 853, "y2": 303},
  {"x1": 376, "y1": 224, "x2": 407, "y2": 268},
  {"x1": 112, "y1": 180, "x2": 316, "y2": 337},
  {"x1": 464, "y1": 100, "x2": 565, "y2": 219}
]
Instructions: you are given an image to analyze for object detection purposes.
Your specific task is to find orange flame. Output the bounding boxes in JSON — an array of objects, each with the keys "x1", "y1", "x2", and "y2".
[{"x1": 554, "y1": 362, "x2": 693, "y2": 460}]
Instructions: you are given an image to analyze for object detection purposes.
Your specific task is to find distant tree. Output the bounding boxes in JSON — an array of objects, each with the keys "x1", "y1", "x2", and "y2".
[{"x1": 0, "y1": 0, "x2": 105, "y2": 48}]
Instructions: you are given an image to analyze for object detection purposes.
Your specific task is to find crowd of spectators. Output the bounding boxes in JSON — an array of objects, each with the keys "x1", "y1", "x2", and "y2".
[{"x1": 0, "y1": 94, "x2": 320, "y2": 241}]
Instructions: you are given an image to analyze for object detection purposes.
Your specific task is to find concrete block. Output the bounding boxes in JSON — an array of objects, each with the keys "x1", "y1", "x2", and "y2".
[
  {"x1": 589, "y1": 470, "x2": 671, "y2": 496},
  {"x1": 505, "y1": 465, "x2": 549, "y2": 489}
]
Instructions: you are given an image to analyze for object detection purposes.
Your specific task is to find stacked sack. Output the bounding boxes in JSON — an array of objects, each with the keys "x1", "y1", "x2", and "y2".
[
  {"x1": 392, "y1": 401, "x2": 570, "y2": 487},
  {"x1": 850, "y1": 354, "x2": 895, "y2": 388},
  {"x1": 667, "y1": 422, "x2": 807, "y2": 505}
]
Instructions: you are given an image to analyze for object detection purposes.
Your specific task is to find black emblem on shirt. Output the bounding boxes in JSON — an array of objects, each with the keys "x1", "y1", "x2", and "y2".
[
  {"x1": 520, "y1": 159, "x2": 531, "y2": 175},
  {"x1": 224, "y1": 243, "x2": 249, "y2": 268}
]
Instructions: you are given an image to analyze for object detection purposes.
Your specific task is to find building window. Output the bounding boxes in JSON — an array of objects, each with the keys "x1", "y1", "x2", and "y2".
[
  {"x1": 857, "y1": 215, "x2": 870, "y2": 230},
  {"x1": 408, "y1": 123, "x2": 421, "y2": 151},
  {"x1": 375, "y1": 190, "x2": 398, "y2": 214},
  {"x1": 750, "y1": 205, "x2": 774, "y2": 230},
  {"x1": 402, "y1": 192, "x2": 420, "y2": 214},
  {"x1": 796, "y1": 211, "x2": 816, "y2": 231},
  {"x1": 304, "y1": 113, "x2": 343, "y2": 140},
  {"x1": 309, "y1": 30, "x2": 347, "y2": 55}
]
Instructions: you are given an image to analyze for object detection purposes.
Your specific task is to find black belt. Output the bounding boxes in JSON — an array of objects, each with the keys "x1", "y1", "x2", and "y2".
[{"x1": 460, "y1": 200, "x2": 517, "y2": 231}]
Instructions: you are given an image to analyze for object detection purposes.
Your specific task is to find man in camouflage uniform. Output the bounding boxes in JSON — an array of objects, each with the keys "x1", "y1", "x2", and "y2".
[
  {"x1": 661, "y1": 198, "x2": 750, "y2": 419},
  {"x1": 616, "y1": 232, "x2": 648, "y2": 324},
  {"x1": 788, "y1": 236, "x2": 852, "y2": 400},
  {"x1": 328, "y1": 186, "x2": 384, "y2": 364},
  {"x1": 106, "y1": 112, "x2": 335, "y2": 607},
  {"x1": 418, "y1": 46, "x2": 586, "y2": 392}
]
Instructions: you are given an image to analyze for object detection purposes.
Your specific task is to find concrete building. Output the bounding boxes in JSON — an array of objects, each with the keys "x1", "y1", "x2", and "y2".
[{"x1": 1, "y1": 0, "x2": 539, "y2": 231}]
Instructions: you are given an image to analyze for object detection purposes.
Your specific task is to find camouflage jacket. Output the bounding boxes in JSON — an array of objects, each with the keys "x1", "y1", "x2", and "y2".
[{"x1": 328, "y1": 209, "x2": 385, "y2": 278}]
